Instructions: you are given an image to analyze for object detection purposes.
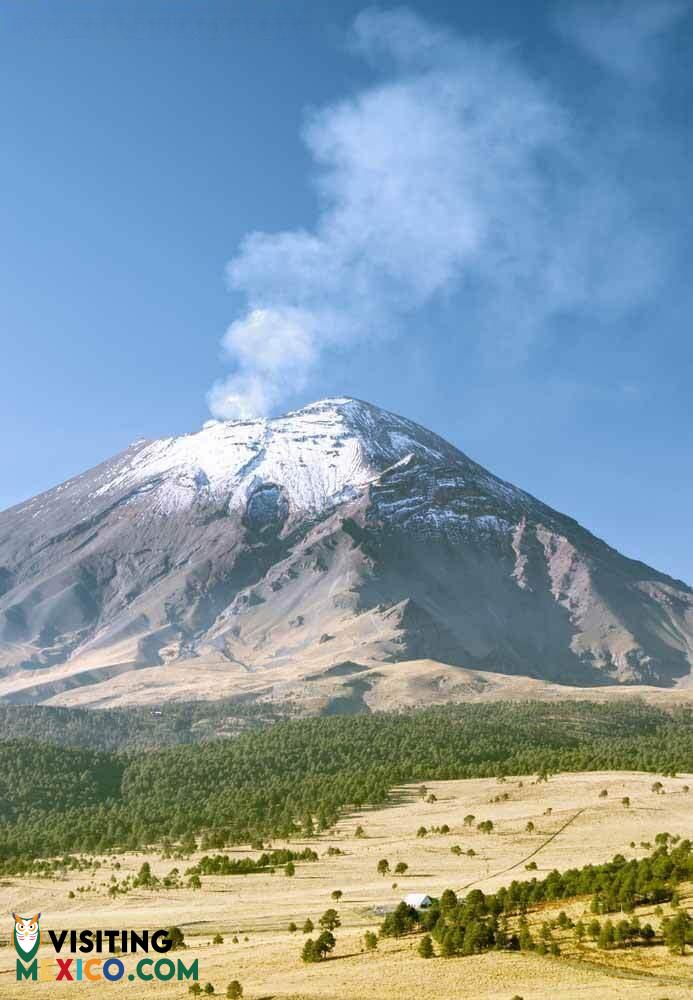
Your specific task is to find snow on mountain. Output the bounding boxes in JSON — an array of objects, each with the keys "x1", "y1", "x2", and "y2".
[
  {"x1": 0, "y1": 397, "x2": 691, "y2": 709},
  {"x1": 87, "y1": 397, "x2": 452, "y2": 515}
]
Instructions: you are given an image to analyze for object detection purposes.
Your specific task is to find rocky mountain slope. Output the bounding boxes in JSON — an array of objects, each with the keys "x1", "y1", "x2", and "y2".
[{"x1": 1, "y1": 397, "x2": 691, "y2": 708}]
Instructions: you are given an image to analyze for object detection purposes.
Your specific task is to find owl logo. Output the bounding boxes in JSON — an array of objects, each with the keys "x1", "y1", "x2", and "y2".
[{"x1": 12, "y1": 913, "x2": 41, "y2": 962}]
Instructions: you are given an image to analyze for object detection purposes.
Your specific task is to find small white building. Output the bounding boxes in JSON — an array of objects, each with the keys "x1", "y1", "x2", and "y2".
[{"x1": 403, "y1": 893, "x2": 432, "y2": 910}]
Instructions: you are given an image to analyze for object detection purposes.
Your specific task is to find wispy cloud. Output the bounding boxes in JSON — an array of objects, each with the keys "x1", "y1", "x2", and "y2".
[
  {"x1": 208, "y1": 7, "x2": 666, "y2": 420},
  {"x1": 554, "y1": 0, "x2": 689, "y2": 83}
]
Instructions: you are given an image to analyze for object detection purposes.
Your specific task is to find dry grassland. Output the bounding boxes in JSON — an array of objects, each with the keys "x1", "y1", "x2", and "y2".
[{"x1": 0, "y1": 770, "x2": 690, "y2": 999}]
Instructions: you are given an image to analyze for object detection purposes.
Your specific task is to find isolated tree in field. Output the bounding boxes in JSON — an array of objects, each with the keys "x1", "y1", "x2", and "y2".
[
  {"x1": 319, "y1": 908, "x2": 340, "y2": 931},
  {"x1": 598, "y1": 919, "x2": 615, "y2": 949},
  {"x1": 651, "y1": 781, "x2": 664, "y2": 794},
  {"x1": 464, "y1": 814, "x2": 475, "y2": 827},
  {"x1": 203, "y1": 985, "x2": 215, "y2": 996},
  {"x1": 451, "y1": 845, "x2": 462, "y2": 856},
  {"x1": 364, "y1": 930, "x2": 378, "y2": 951},
  {"x1": 354, "y1": 825, "x2": 365, "y2": 838},
  {"x1": 301, "y1": 938, "x2": 317, "y2": 963},
  {"x1": 315, "y1": 930, "x2": 336, "y2": 959},
  {"x1": 598, "y1": 789, "x2": 608, "y2": 799},
  {"x1": 663, "y1": 911, "x2": 692, "y2": 955},
  {"x1": 621, "y1": 796, "x2": 630, "y2": 807},
  {"x1": 285, "y1": 861, "x2": 295, "y2": 877},
  {"x1": 226, "y1": 983, "x2": 243, "y2": 999},
  {"x1": 394, "y1": 862, "x2": 409, "y2": 875},
  {"x1": 418, "y1": 934, "x2": 434, "y2": 958},
  {"x1": 331, "y1": 890, "x2": 343, "y2": 901},
  {"x1": 136, "y1": 861, "x2": 153, "y2": 887},
  {"x1": 477, "y1": 820, "x2": 493, "y2": 834},
  {"x1": 377, "y1": 858, "x2": 390, "y2": 876},
  {"x1": 525, "y1": 821, "x2": 535, "y2": 833},
  {"x1": 212, "y1": 933, "x2": 223, "y2": 944},
  {"x1": 574, "y1": 920, "x2": 585, "y2": 944},
  {"x1": 426, "y1": 794, "x2": 437, "y2": 803},
  {"x1": 189, "y1": 986, "x2": 202, "y2": 997},
  {"x1": 416, "y1": 826, "x2": 427, "y2": 838},
  {"x1": 302, "y1": 918, "x2": 314, "y2": 934},
  {"x1": 165, "y1": 926, "x2": 185, "y2": 950},
  {"x1": 419, "y1": 785, "x2": 428, "y2": 798},
  {"x1": 288, "y1": 922, "x2": 297, "y2": 933}
]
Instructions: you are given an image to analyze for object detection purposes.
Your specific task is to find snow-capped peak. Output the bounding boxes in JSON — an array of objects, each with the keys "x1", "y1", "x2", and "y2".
[{"x1": 88, "y1": 397, "x2": 459, "y2": 515}]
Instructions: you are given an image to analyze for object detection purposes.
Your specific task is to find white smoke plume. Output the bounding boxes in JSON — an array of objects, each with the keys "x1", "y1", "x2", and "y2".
[{"x1": 208, "y1": 7, "x2": 665, "y2": 420}]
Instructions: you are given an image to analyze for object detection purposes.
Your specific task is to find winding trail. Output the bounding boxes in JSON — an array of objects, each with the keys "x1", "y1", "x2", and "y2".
[{"x1": 455, "y1": 807, "x2": 586, "y2": 894}]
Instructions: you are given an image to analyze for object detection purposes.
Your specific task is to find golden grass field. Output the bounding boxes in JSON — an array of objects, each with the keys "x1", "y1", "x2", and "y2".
[{"x1": 0, "y1": 770, "x2": 691, "y2": 999}]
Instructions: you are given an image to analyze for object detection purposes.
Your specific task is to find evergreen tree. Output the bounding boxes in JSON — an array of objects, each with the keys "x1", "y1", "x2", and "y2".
[
  {"x1": 319, "y1": 909, "x2": 340, "y2": 931},
  {"x1": 301, "y1": 939, "x2": 317, "y2": 963},
  {"x1": 598, "y1": 919, "x2": 615, "y2": 949},
  {"x1": 315, "y1": 930, "x2": 336, "y2": 959},
  {"x1": 165, "y1": 926, "x2": 185, "y2": 950},
  {"x1": 663, "y1": 911, "x2": 692, "y2": 955},
  {"x1": 418, "y1": 934, "x2": 434, "y2": 958},
  {"x1": 364, "y1": 930, "x2": 378, "y2": 951},
  {"x1": 440, "y1": 929, "x2": 457, "y2": 958}
]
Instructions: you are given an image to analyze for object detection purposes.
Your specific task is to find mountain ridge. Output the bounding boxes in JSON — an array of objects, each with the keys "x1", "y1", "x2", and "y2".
[{"x1": 1, "y1": 397, "x2": 691, "y2": 708}]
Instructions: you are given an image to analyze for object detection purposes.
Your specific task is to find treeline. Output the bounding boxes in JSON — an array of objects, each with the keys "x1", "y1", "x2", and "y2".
[
  {"x1": 0, "y1": 700, "x2": 286, "y2": 752},
  {"x1": 380, "y1": 839, "x2": 693, "y2": 958},
  {"x1": 0, "y1": 700, "x2": 690, "y2": 865},
  {"x1": 186, "y1": 848, "x2": 318, "y2": 877}
]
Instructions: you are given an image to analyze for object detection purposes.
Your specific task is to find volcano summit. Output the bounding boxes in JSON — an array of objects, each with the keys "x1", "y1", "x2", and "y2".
[{"x1": 1, "y1": 398, "x2": 691, "y2": 709}]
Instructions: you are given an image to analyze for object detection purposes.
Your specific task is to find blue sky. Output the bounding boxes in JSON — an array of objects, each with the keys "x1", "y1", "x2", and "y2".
[{"x1": 2, "y1": 0, "x2": 692, "y2": 584}]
